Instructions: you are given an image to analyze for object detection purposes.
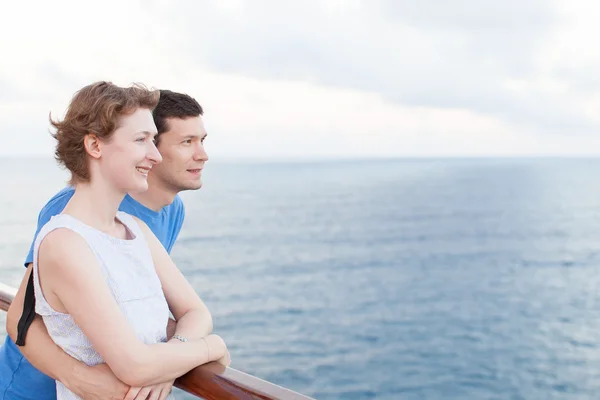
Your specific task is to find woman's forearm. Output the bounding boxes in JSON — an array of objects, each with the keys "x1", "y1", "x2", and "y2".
[{"x1": 123, "y1": 334, "x2": 225, "y2": 386}]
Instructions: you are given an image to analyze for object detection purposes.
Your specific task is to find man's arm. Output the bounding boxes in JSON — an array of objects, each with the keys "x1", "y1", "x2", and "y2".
[{"x1": 6, "y1": 264, "x2": 132, "y2": 400}]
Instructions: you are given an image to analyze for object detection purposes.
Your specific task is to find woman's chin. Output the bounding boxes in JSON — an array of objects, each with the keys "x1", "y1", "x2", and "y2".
[{"x1": 126, "y1": 180, "x2": 149, "y2": 194}]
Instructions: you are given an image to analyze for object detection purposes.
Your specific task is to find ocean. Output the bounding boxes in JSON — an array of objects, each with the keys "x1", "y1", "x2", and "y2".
[{"x1": 2, "y1": 157, "x2": 600, "y2": 399}]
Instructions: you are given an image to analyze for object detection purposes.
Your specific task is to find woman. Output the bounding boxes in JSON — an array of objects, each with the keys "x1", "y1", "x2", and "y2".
[{"x1": 31, "y1": 81, "x2": 229, "y2": 399}]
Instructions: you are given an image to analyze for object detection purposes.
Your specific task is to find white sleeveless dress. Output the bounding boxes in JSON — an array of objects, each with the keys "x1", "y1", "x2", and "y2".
[{"x1": 32, "y1": 212, "x2": 174, "y2": 399}]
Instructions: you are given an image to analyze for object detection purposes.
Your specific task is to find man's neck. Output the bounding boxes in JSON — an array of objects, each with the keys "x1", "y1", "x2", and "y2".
[{"x1": 129, "y1": 183, "x2": 177, "y2": 212}]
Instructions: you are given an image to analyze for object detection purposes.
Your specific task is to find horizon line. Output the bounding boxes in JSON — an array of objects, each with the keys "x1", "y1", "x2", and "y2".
[{"x1": 5, "y1": 154, "x2": 600, "y2": 163}]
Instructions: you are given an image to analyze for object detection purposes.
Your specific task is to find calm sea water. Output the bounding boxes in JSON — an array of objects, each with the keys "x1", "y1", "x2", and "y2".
[{"x1": 2, "y1": 157, "x2": 600, "y2": 399}]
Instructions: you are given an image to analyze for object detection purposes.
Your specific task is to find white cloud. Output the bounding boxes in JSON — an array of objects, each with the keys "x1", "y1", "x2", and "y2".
[{"x1": 1, "y1": 0, "x2": 600, "y2": 158}]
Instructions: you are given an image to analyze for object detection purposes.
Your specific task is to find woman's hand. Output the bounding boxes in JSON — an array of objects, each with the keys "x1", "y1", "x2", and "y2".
[
  {"x1": 216, "y1": 348, "x2": 232, "y2": 367},
  {"x1": 207, "y1": 334, "x2": 231, "y2": 366},
  {"x1": 203, "y1": 334, "x2": 232, "y2": 365},
  {"x1": 125, "y1": 380, "x2": 174, "y2": 400}
]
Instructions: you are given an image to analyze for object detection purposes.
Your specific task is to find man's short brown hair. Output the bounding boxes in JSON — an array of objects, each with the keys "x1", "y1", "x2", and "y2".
[
  {"x1": 50, "y1": 81, "x2": 159, "y2": 184},
  {"x1": 153, "y1": 89, "x2": 203, "y2": 146}
]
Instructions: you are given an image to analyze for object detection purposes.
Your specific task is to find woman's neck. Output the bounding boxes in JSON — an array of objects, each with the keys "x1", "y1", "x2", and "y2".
[{"x1": 63, "y1": 178, "x2": 126, "y2": 235}]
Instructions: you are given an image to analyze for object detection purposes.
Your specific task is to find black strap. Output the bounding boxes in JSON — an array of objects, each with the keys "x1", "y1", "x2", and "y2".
[{"x1": 15, "y1": 272, "x2": 36, "y2": 346}]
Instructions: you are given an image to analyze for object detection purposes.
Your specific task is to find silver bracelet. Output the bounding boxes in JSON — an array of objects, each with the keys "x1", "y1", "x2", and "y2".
[{"x1": 172, "y1": 333, "x2": 188, "y2": 343}]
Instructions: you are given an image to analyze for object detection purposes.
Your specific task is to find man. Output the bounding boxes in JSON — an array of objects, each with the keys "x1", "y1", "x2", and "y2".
[{"x1": 0, "y1": 89, "x2": 211, "y2": 400}]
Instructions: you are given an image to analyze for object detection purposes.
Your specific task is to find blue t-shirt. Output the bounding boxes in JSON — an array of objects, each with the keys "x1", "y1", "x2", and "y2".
[{"x1": 0, "y1": 186, "x2": 185, "y2": 400}]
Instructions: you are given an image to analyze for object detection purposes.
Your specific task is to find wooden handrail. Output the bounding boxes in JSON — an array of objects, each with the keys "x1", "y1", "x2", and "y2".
[
  {"x1": 0, "y1": 283, "x2": 15, "y2": 313},
  {"x1": 0, "y1": 282, "x2": 314, "y2": 400}
]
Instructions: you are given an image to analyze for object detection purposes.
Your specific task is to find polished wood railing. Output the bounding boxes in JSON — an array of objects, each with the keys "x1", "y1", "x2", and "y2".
[{"x1": 0, "y1": 282, "x2": 314, "y2": 400}]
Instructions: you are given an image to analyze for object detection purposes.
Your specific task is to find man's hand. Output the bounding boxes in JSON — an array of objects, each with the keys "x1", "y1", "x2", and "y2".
[
  {"x1": 63, "y1": 363, "x2": 130, "y2": 400},
  {"x1": 126, "y1": 380, "x2": 174, "y2": 400}
]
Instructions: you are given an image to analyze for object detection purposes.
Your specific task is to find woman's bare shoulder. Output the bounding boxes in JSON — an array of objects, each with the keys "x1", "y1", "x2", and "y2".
[
  {"x1": 129, "y1": 215, "x2": 159, "y2": 243},
  {"x1": 129, "y1": 214, "x2": 150, "y2": 231},
  {"x1": 38, "y1": 228, "x2": 94, "y2": 267}
]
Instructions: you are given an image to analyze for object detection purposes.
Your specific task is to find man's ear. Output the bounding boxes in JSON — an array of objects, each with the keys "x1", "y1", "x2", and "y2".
[{"x1": 83, "y1": 134, "x2": 102, "y2": 159}]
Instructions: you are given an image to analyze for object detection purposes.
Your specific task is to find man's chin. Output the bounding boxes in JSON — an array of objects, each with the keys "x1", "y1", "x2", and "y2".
[
  {"x1": 176, "y1": 181, "x2": 202, "y2": 192},
  {"x1": 192, "y1": 181, "x2": 203, "y2": 190}
]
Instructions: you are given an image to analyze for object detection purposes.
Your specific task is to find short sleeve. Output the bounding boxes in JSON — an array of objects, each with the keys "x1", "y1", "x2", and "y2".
[
  {"x1": 23, "y1": 188, "x2": 74, "y2": 266},
  {"x1": 165, "y1": 195, "x2": 185, "y2": 253}
]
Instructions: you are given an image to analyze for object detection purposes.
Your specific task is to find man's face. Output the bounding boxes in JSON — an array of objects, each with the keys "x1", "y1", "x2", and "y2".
[{"x1": 150, "y1": 116, "x2": 208, "y2": 193}]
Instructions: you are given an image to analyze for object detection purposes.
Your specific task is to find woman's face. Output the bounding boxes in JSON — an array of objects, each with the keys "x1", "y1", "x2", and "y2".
[{"x1": 98, "y1": 108, "x2": 162, "y2": 194}]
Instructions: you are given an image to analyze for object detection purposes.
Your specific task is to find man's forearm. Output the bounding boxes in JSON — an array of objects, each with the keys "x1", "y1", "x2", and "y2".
[
  {"x1": 6, "y1": 266, "x2": 131, "y2": 399},
  {"x1": 5, "y1": 265, "x2": 83, "y2": 382},
  {"x1": 8, "y1": 313, "x2": 131, "y2": 400},
  {"x1": 7, "y1": 313, "x2": 84, "y2": 382}
]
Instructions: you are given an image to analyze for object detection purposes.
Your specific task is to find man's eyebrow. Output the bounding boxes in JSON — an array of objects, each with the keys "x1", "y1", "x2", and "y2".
[{"x1": 182, "y1": 132, "x2": 208, "y2": 139}]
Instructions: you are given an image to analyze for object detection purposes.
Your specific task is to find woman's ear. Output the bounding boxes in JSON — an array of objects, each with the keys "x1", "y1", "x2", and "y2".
[{"x1": 83, "y1": 134, "x2": 102, "y2": 159}]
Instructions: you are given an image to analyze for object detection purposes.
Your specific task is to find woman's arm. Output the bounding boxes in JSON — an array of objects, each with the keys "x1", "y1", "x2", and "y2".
[
  {"x1": 134, "y1": 217, "x2": 214, "y2": 340},
  {"x1": 37, "y1": 228, "x2": 227, "y2": 387}
]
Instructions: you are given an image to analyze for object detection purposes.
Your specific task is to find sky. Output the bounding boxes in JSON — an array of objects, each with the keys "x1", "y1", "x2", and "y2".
[{"x1": 2, "y1": 0, "x2": 600, "y2": 159}]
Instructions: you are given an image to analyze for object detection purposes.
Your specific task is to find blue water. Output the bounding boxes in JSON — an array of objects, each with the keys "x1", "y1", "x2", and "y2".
[{"x1": 3, "y1": 157, "x2": 600, "y2": 399}]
